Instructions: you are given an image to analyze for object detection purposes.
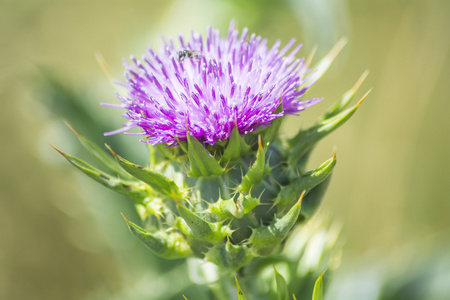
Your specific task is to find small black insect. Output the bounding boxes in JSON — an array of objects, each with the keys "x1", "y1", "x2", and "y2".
[{"x1": 178, "y1": 49, "x2": 202, "y2": 62}]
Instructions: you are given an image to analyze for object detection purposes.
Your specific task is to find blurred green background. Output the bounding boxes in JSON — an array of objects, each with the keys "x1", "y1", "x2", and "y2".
[{"x1": 1, "y1": 0, "x2": 449, "y2": 299}]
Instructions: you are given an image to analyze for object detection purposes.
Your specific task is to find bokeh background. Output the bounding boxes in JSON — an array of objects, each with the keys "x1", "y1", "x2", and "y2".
[{"x1": 1, "y1": 0, "x2": 449, "y2": 299}]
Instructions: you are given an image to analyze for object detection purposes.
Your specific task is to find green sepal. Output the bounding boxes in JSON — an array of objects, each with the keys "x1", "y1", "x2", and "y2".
[
  {"x1": 187, "y1": 134, "x2": 224, "y2": 177},
  {"x1": 221, "y1": 125, "x2": 241, "y2": 162},
  {"x1": 205, "y1": 240, "x2": 252, "y2": 271},
  {"x1": 312, "y1": 270, "x2": 326, "y2": 300},
  {"x1": 65, "y1": 122, "x2": 132, "y2": 179},
  {"x1": 106, "y1": 145, "x2": 182, "y2": 198},
  {"x1": 278, "y1": 154, "x2": 336, "y2": 210},
  {"x1": 288, "y1": 90, "x2": 369, "y2": 166},
  {"x1": 319, "y1": 71, "x2": 369, "y2": 122},
  {"x1": 235, "y1": 277, "x2": 247, "y2": 300},
  {"x1": 249, "y1": 192, "x2": 303, "y2": 254},
  {"x1": 122, "y1": 213, "x2": 193, "y2": 259},
  {"x1": 274, "y1": 267, "x2": 289, "y2": 300},
  {"x1": 239, "y1": 137, "x2": 268, "y2": 193},
  {"x1": 177, "y1": 205, "x2": 230, "y2": 243},
  {"x1": 301, "y1": 38, "x2": 347, "y2": 91},
  {"x1": 263, "y1": 98, "x2": 284, "y2": 147},
  {"x1": 52, "y1": 146, "x2": 147, "y2": 198}
]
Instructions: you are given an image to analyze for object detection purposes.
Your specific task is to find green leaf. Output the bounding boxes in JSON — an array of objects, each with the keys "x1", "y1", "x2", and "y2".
[
  {"x1": 300, "y1": 175, "x2": 332, "y2": 222},
  {"x1": 52, "y1": 146, "x2": 146, "y2": 198},
  {"x1": 65, "y1": 122, "x2": 132, "y2": 178},
  {"x1": 238, "y1": 136, "x2": 268, "y2": 193},
  {"x1": 177, "y1": 205, "x2": 230, "y2": 243},
  {"x1": 106, "y1": 145, "x2": 182, "y2": 198},
  {"x1": 288, "y1": 90, "x2": 370, "y2": 166},
  {"x1": 274, "y1": 267, "x2": 289, "y2": 300},
  {"x1": 221, "y1": 125, "x2": 241, "y2": 162},
  {"x1": 312, "y1": 270, "x2": 326, "y2": 300},
  {"x1": 187, "y1": 134, "x2": 224, "y2": 177},
  {"x1": 278, "y1": 154, "x2": 336, "y2": 210},
  {"x1": 250, "y1": 192, "x2": 304, "y2": 254},
  {"x1": 235, "y1": 277, "x2": 247, "y2": 300},
  {"x1": 319, "y1": 71, "x2": 369, "y2": 122},
  {"x1": 205, "y1": 241, "x2": 252, "y2": 271},
  {"x1": 263, "y1": 97, "x2": 284, "y2": 147},
  {"x1": 122, "y1": 213, "x2": 193, "y2": 259},
  {"x1": 301, "y1": 38, "x2": 347, "y2": 91}
]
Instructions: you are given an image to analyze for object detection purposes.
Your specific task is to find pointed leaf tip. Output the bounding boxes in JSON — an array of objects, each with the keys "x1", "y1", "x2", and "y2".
[
  {"x1": 357, "y1": 88, "x2": 372, "y2": 107},
  {"x1": 273, "y1": 266, "x2": 289, "y2": 300},
  {"x1": 235, "y1": 277, "x2": 247, "y2": 300},
  {"x1": 64, "y1": 121, "x2": 81, "y2": 137},
  {"x1": 105, "y1": 143, "x2": 118, "y2": 158},
  {"x1": 353, "y1": 70, "x2": 369, "y2": 92},
  {"x1": 120, "y1": 212, "x2": 130, "y2": 224},
  {"x1": 312, "y1": 270, "x2": 326, "y2": 300},
  {"x1": 51, "y1": 144, "x2": 67, "y2": 157}
]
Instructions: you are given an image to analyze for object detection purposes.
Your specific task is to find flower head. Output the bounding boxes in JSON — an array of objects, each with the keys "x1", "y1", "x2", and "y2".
[{"x1": 106, "y1": 21, "x2": 320, "y2": 145}]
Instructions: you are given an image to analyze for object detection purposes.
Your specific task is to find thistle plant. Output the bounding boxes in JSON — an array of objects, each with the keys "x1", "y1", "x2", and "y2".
[{"x1": 53, "y1": 21, "x2": 369, "y2": 299}]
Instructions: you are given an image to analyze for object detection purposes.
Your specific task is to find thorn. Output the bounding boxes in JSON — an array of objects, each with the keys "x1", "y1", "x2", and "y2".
[
  {"x1": 95, "y1": 51, "x2": 112, "y2": 79},
  {"x1": 50, "y1": 144, "x2": 68, "y2": 157},
  {"x1": 353, "y1": 70, "x2": 369, "y2": 92},
  {"x1": 64, "y1": 121, "x2": 81, "y2": 137},
  {"x1": 328, "y1": 37, "x2": 348, "y2": 62},
  {"x1": 305, "y1": 45, "x2": 317, "y2": 67},
  {"x1": 332, "y1": 147, "x2": 337, "y2": 159},
  {"x1": 357, "y1": 88, "x2": 372, "y2": 107},
  {"x1": 297, "y1": 190, "x2": 306, "y2": 205},
  {"x1": 120, "y1": 212, "x2": 130, "y2": 224},
  {"x1": 104, "y1": 143, "x2": 118, "y2": 157},
  {"x1": 257, "y1": 135, "x2": 262, "y2": 150},
  {"x1": 319, "y1": 268, "x2": 327, "y2": 278}
]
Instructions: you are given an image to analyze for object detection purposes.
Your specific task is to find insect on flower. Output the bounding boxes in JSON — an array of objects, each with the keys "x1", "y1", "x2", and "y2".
[{"x1": 178, "y1": 49, "x2": 202, "y2": 62}]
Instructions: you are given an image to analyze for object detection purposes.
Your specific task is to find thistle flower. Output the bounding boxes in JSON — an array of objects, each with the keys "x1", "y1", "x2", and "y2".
[
  {"x1": 105, "y1": 21, "x2": 320, "y2": 145},
  {"x1": 54, "y1": 21, "x2": 369, "y2": 299}
]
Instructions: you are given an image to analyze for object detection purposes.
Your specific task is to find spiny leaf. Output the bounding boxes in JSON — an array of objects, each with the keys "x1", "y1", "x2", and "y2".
[
  {"x1": 187, "y1": 133, "x2": 224, "y2": 177},
  {"x1": 121, "y1": 213, "x2": 192, "y2": 259},
  {"x1": 288, "y1": 89, "x2": 370, "y2": 166},
  {"x1": 106, "y1": 144, "x2": 182, "y2": 198},
  {"x1": 319, "y1": 70, "x2": 369, "y2": 121},
  {"x1": 278, "y1": 153, "x2": 336, "y2": 210},
  {"x1": 177, "y1": 205, "x2": 230, "y2": 243},
  {"x1": 205, "y1": 241, "x2": 252, "y2": 271},
  {"x1": 221, "y1": 124, "x2": 241, "y2": 162},
  {"x1": 52, "y1": 145, "x2": 146, "y2": 198},
  {"x1": 250, "y1": 192, "x2": 304, "y2": 253},
  {"x1": 274, "y1": 267, "x2": 289, "y2": 300},
  {"x1": 302, "y1": 37, "x2": 348, "y2": 90},
  {"x1": 312, "y1": 270, "x2": 326, "y2": 300},
  {"x1": 65, "y1": 122, "x2": 132, "y2": 178},
  {"x1": 239, "y1": 136, "x2": 269, "y2": 193}
]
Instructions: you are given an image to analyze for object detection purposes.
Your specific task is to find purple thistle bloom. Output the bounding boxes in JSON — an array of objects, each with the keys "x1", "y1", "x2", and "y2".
[{"x1": 105, "y1": 21, "x2": 321, "y2": 145}]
